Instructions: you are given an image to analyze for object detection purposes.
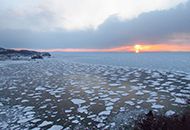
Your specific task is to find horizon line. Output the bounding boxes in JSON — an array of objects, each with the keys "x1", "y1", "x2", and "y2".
[{"x1": 12, "y1": 44, "x2": 190, "y2": 53}]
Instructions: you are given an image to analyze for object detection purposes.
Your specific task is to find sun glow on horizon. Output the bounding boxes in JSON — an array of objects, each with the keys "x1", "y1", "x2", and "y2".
[
  {"x1": 134, "y1": 45, "x2": 142, "y2": 53},
  {"x1": 14, "y1": 43, "x2": 190, "y2": 53}
]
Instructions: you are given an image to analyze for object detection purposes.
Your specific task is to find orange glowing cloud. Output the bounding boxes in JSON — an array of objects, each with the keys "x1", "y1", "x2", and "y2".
[
  {"x1": 35, "y1": 46, "x2": 133, "y2": 52},
  {"x1": 14, "y1": 43, "x2": 190, "y2": 53},
  {"x1": 130, "y1": 44, "x2": 190, "y2": 53},
  {"x1": 14, "y1": 46, "x2": 132, "y2": 52}
]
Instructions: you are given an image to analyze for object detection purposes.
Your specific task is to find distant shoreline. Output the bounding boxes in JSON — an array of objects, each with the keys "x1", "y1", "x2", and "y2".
[{"x1": 0, "y1": 47, "x2": 51, "y2": 60}]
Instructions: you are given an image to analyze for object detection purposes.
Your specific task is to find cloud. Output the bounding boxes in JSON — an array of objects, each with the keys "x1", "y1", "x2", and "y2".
[
  {"x1": 0, "y1": 0, "x2": 55, "y2": 31},
  {"x1": 0, "y1": 0, "x2": 187, "y2": 30},
  {"x1": 0, "y1": 0, "x2": 190, "y2": 49},
  {"x1": 94, "y1": 1, "x2": 190, "y2": 47}
]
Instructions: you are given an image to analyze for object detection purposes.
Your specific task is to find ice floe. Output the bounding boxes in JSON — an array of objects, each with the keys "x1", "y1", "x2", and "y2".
[
  {"x1": 151, "y1": 104, "x2": 164, "y2": 109},
  {"x1": 125, "y1": 101, "x2": 135, "y2": 106},
  {"x1": 48, "y1": 125, "x2": 63, "y2": 130},
  {"x1": 71, "y1": 99, "x2": 86, "y2": 106},
  {"x1": 99, "y1": 110, "x2": 111, "y2": 116},
  {"x1": 175, "y1": 98, "x2": 186, "y2": 104},
  {"x1": 38, "y1": 121, "x2": 53, "y2": 127},
  {"x1": 165, "y1": 110, "x2": 175, "y2": 117}
]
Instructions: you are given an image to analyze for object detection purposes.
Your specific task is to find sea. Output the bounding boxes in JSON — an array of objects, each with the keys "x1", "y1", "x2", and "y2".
[{"x1": 0, "y1": 52, "x2": 190, "y2": 129}]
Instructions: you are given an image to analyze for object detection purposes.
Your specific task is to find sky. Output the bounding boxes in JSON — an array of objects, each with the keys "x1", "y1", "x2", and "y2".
[{"x1": 0, "y1": 0, "x2": 190, "y2": 52}]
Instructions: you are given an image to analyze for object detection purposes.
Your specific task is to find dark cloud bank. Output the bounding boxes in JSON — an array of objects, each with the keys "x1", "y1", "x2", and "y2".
[{"x1": 0, "y1": 1, "x2": 190, "y2": 49}]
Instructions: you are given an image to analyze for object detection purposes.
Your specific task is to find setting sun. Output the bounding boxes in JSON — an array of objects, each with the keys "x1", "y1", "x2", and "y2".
[{"x1": 134, "y1": 45, "x2": 142, "y2": 53}]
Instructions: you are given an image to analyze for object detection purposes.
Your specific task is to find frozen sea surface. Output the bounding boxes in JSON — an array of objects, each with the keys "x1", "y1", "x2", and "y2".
[
  {"x1": 54, "y1": 52, "x2": 190, "y2": 73},
  {"x1": 0, "y1": 53, "x2": 190, "y2": 129}
]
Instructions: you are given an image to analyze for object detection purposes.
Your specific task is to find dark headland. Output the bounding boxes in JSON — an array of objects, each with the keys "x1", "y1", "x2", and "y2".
[{"x1": 0, "y1": 47, "x2": 51, "y2": 60}]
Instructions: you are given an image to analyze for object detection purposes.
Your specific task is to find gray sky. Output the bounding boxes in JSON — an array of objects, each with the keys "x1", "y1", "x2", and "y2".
[{"x1": 0, "y1": 0, "x2": 190, "y2": 50}]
